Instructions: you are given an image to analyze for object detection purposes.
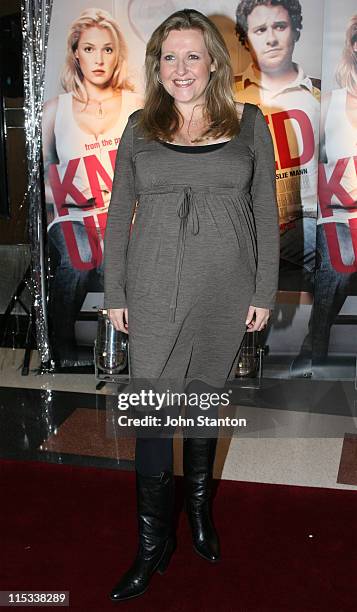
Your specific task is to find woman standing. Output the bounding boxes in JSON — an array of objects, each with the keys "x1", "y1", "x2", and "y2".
[
  {"x1": 43, "y1": 8, "x2": 142, "y2": 365},
  {"x1": 104, "y1": 9, "x2": 279, "y2": 601}
]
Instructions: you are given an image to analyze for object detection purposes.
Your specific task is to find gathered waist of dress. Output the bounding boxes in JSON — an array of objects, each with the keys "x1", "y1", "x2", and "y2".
[
  {"x1": 136, "y1": 184, "x2": 251, "y2": 198},
  {"x1": 135, "y1": 184, "x2": 253, "y2": 325}
]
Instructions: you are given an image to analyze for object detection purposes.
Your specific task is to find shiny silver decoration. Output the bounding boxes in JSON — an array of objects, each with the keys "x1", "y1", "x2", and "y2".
[
  {"x1": 95, "y1": 309, "x2": 128, "y2": 375},
  {"x1": 21, "y1": 0, "x2": 53, "y2": 365},
  {"x1": 39, "y1": 388, "x2": 56, "y2": 436}
]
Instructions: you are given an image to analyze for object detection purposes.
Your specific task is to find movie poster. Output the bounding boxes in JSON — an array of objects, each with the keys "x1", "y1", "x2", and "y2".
[
  {"x1": 230, "y1": 0, "x2": 324, "y2": 376},
  {"x1": 310, "y1": 0, "x2": 357, "y2": 370},
  {"x1": 43, "y1": 0, "x2": 356, "y2": 377},
  {"x1": 43, "y1": 2, "x2": 143, "y2": 366}
]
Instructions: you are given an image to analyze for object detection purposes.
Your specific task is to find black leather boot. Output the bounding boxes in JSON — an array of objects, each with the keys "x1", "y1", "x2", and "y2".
[
  {"x1": 110, "y1": 470, "x2": 175, "y2": 602},
  {"x1": 183, "y1": 437, "x2": 220, "y2": 562}
]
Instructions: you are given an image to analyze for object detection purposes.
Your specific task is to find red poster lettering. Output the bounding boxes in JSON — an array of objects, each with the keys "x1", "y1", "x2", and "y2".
[
  {"x1": 323, "y1": 221, "x2": 357, "y2": 273},
  {"x1": 271, "y1": 110, "x2": 314, "y2": 169},
  {"x1": 83, "y1": 155, "x2": 113, "y2": 205},
  {"x1": 318, "y1": 158, "x2": 355, "y2": 216},
  {"x1": 49, "y1": 159, "x2": 87, "y2": 211},
  {"x1": 48, "y1": 153, "x2": 114, "y2": 269},
  {"x1": 58, "y1": 213, "x2": 107, "y2": 271},
  {"x1": 318, "y1": 159, "x2": 357, "y2": 272}
]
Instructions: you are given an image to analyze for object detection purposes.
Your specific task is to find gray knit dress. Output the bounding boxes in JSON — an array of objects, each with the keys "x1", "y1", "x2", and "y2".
[{"x1": 104, "y1": 103, "x2": 279, "y2": 388}]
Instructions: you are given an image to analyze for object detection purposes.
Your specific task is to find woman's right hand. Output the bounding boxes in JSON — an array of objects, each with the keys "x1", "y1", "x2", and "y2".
[{"x1": 108, "y1": 308, "x2": 129, "y2": 334}]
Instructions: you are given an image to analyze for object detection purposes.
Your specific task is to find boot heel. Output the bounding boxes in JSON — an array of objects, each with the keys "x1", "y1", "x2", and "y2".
[{"x1": 156, "y1": 537, "x2": 175, "y2": 575}]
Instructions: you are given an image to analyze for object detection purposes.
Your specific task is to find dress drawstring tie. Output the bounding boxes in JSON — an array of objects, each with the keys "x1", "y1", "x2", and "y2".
[{"x1": 169, "y1": 187, "x2": 199, "y2": 323}]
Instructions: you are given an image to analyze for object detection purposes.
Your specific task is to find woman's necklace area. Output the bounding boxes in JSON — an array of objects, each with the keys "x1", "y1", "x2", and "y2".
[
  {"x1": 187, "y1": 106, "x2": 207, "y2": 142},
  {"x1": 174, "y1": 104, "x2": 212, "y2": 144},
  {"x1": 83, "y1": 92, "x2": 120, "y2": 119}
]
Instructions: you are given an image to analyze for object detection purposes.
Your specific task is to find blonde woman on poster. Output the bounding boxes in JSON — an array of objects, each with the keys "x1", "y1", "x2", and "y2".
[
  {"x1": 307, "y1": 14, "x2": 357, "y2": 362},
  {"x1": 43, "y1": 8, "x2": 142, "y2": 366}
]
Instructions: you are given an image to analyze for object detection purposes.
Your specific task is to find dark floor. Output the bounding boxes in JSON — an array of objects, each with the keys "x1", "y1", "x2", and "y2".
[{"x1": 0, "y1": 380, "x2": 357, "y2": 487}]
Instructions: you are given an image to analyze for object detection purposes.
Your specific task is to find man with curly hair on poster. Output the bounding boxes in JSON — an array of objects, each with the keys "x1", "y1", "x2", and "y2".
[{"x1": 235, "y1": 0, "x2": 320, "y2": 293}]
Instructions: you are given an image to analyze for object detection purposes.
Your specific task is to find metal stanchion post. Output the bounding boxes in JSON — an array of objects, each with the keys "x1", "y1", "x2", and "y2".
[{"x1": 94, "y1": 309, "x2": 130, "y2": 389}]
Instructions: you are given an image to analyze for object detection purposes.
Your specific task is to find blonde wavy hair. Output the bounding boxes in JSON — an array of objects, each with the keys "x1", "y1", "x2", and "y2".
[
  {"x1": 61, "y1": 8, "x2": 133, "y2": 102},
  {"x1": 138, "y1": 8, "x2": 240, "y2": 142},
  {"x1": 336, "y1": 14, "x2": 357, "y2": 94}
]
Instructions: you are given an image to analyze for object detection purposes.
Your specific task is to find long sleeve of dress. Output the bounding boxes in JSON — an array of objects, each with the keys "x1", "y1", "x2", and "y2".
[
  {"x1": 250, "y1": 107, "x2": 280, "y2": 310},
  {"x1": 103, "y1": 115, "x2": 136, "y2": 309}
]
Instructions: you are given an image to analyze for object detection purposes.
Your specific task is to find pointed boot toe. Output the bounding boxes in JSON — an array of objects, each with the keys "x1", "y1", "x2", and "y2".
[
  {"x1": 192, "y1": 527, "x2": 220, "y2": 562},
  {"x1": 109, "y1": 471, "x2": 175, "y2": 602}
]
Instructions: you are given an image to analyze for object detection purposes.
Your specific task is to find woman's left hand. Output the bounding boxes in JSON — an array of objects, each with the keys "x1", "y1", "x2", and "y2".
[{"x1": 245, "y1": 305, "x2": 271, "y2": 332}]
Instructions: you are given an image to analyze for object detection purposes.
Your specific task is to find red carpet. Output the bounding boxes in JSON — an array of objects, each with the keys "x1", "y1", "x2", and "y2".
[{"x1": 1, "y1": 459, "x2": 356, "y2": 611}]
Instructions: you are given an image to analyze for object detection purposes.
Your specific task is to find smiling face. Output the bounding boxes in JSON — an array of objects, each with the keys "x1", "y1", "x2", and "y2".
[
  {"x1": 246, "y1": 4, "x2": 296, "y2": 75},
  {"x1": 74, "y1": 26, "x2": 117, "y2": 88},
  {"x1": 159, "y1": 28, "x2": 216, "y2": 110}
]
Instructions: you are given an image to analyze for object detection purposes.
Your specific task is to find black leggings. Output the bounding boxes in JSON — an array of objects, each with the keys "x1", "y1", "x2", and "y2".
[
  {"x1": 135, "y1": 401, "x2": 219, "y2": 476},
  {"x1": 135, "y1": 437, "x2": 175, "y2": 476}
]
